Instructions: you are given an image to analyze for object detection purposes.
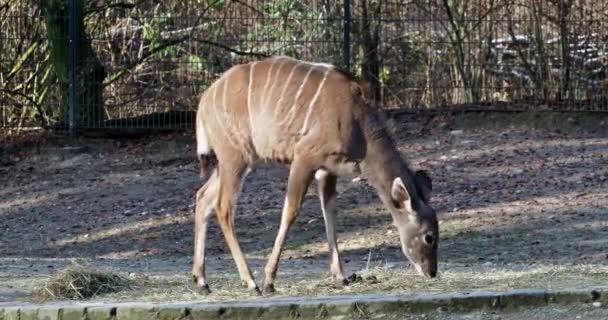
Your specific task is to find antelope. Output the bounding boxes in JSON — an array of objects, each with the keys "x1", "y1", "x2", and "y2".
[{"x1": 192, "y1": 56, "x2": 438, "y2": 295}]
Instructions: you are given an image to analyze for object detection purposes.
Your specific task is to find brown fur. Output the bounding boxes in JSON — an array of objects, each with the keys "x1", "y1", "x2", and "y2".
[{"x1": 192, "y1": 56, "x2": 439, "y2": 294}]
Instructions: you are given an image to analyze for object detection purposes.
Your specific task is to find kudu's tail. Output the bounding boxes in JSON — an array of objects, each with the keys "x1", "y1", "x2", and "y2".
[
  {"x1": 198, "y1": 152, "x2": 218, "y2": 180},
  {"x1": 196, "y1": 122, "x2": 218, "y2": 180}
]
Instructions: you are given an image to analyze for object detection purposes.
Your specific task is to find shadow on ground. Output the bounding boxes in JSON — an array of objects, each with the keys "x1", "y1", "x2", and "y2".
[{"x1": 1, "y1": 113, "x2": 607, "y2": 276}]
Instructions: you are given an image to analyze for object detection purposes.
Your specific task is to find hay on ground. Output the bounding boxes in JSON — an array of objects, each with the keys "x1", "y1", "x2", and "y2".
[{"x1": 33, "y1": 264, "x2": 132, "y2": 301}]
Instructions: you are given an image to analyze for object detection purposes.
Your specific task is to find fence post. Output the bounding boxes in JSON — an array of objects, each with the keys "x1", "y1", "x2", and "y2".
[
  {"x1": 68, "y1": 0, "x2": 77, "y2": 134},
  {"x1": 343, "y1": 0, "x2": 351, "y2": 71}
]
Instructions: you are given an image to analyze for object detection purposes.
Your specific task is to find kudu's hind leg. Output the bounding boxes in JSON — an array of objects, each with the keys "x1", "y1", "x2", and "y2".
[
  {"x1": 215, "y1": 164, "x2": 261, "y2": 295},
  {"x1": 315, "y1": 170, "x2": 348, "y2": 287},
  {"x1": 263, "y1": 160, "x2": 315, "y2": 294},
  {"x1": 192, "y1": 170, "x2": 219, "y2": 294}
]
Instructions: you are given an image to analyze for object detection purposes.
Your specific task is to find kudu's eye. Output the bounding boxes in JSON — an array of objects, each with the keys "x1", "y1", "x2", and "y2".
[{"x1": 424, "y1": 234, "x2": 435, "y2": 246}]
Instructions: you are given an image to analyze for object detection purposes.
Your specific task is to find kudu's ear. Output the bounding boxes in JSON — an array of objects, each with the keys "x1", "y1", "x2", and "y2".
[
  {"x1": 391, "y1": 177, "x2": 411, "y2": 207},
  {"x1": 350, "y1": 81, "x2": 371, "y2": 105},
  {"x1": 415, "y1": 170, "x2": 432, "y2": 203},
  {"x1": 359, "y1": 81, "x2": 371, "y2": 103}
]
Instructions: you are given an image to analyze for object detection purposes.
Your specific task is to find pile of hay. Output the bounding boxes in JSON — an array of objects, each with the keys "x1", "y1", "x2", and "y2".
[{"x1": 33, "y1": 264, "x2": 133, "y2": 300}]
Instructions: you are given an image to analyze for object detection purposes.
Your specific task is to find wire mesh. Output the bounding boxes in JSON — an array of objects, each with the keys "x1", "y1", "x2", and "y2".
[
  {"x1": 1, "y1": 1, "x2": 66, "y2": 130},
  {"x1": 354, "y1": 0, "x2": 608, "y2": 109},
  {"x1": 84, "y1": 0, "x2": 344, "y2": 130},
  {"x1": 1, "y1": 0, "x2": 608, "y2": 132}
]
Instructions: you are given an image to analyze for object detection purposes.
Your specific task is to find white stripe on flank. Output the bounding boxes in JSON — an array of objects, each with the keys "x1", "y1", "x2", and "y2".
[
  {"x1": 221, "y1": 76, "x2": 235, "y2": 141},
  {"x1": 211, "y1": 83, "x2": 222, "y2": 133},
  {"x1": 281, "y1": 64, "x2": 317, "y2": 127},
  {"x1": 247, "y1": 62, "x2": 257, "y2": 137},
  {"x1": 210, "y1": 84, "x2": 224, "y2": 136},
  {"x1": 222, "y1": 72, "x2": 228, "y2": 115},
  {"x1": 276, "y1": 62, "x2": 301, "y2": 115},
  {"x1": 210, "y1": 81, "x2": 237, "y2": 148},
  {"x1": 300, "y1": 67, "x2": 330, "y2": 134},
  {"x1": 196, "y1": 103, "x2": 210, "y2": 155},
  {"x1": 265, "y1": 59, "x2": 288, "y2": 111},
  {"x1": 224, "y1": 73, "x2": 249, "y2": 151},
  {"x1": 260, "y1": 60, "x2": 277, "y2": 111}
]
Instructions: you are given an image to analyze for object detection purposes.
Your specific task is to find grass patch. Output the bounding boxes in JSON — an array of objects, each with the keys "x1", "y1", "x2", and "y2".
[
  {"x1": 32, "y1": 263, "x2": 133, "y2": 301},
  {"x1": 97, "y1": 263, "x2": 608, "y2": 302},
  {"x1": 8, "y1": 263, "x2": 607, "y2": 303}
]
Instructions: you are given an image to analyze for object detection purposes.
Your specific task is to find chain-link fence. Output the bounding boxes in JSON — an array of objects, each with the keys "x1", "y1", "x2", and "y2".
[{"x1": 1, "y1": 1, "x2": 608, "y2": 133}]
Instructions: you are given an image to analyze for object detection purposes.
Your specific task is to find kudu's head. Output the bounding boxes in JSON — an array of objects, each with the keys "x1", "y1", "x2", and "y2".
[
  {"x1": 388, "y1": 170, "x2": 438, "y2": 278},
  {"x1": 352, "y1": 82, "x2": 438, "y2": 278}
]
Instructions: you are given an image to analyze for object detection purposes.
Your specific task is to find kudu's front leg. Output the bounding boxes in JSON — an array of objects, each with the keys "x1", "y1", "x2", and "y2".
[
  {"x1": 315, "y1": 170, "x2": 347, "y2": 287},
  {"x1": 263, "y1": 160, "x2": 314, "y2": 294}
]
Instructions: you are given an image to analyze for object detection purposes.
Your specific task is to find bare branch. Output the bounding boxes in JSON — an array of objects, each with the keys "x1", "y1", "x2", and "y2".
[
  {"x1": 190, "y1": 37, "x2": 270, "y2": 58},
  {"x1": 85, "y1": 0, "x2": 146, "y2": 16}
]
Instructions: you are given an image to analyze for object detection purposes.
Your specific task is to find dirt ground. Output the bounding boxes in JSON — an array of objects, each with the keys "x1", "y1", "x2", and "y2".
[{"x1": 1, "y1": 111, "x2": 608, "y2": 303}]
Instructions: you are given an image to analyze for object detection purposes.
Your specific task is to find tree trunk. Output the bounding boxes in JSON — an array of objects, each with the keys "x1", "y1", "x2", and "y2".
[
  {"x1": 40, "y1": 0, "x2": 105, "y2": 127},
  {"x1": 442, "y1": 0, "x2": 475, "y2": 103},
  {"x1": 531, "y1": 0, "x2": 549, "y2": 100},
  {"x1": 558, "y1": 0, "x2": 572, "y2": 100},
  {"x1": 359, "y1": 0, "x2": 382, "y2": 105}
]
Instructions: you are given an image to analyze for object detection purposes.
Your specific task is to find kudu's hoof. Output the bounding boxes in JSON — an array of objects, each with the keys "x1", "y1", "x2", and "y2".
[
  {"x1": 335, "y1": 278, "x2": 350, "y2": 288},
  {"x1": 347, "y1": 273, "x2": 362, "y2": 284},
  {"x1": 263, "y1": 283, "x2": 276, "y2": 295},
  {"x1": 251, "y1": 286, "x2": 263, "y2": 296},
  {"x1": 195, "y1": 284, "x2": 212, "y2": 295},
  {"x1": 192, "y1": 275, "x2": 211, "y2": 295}
]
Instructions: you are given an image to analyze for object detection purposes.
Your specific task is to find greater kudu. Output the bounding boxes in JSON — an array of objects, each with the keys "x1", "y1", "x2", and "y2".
[{"x1": 192, "y1": 56, "x2": 438, "y2": 295}]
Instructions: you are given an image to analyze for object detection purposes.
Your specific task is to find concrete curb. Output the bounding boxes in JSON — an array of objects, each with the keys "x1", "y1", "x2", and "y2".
[{"x1": 0, "y1": 289, "x2": 604, "y2": 320}]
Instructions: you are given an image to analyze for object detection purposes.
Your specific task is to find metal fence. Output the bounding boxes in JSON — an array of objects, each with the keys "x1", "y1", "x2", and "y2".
[{"x1": 2, "y1": 1, "x2": 608, "y2": 132}]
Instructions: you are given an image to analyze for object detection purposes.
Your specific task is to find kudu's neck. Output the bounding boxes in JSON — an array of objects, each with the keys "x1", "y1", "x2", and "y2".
[{"x1": 359, "y1": 112, "x2": 418, "y2": 208}]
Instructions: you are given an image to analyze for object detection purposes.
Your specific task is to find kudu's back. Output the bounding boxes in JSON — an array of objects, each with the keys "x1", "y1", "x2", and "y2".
[{"x1": 196, "y1": 56, "x2": 367, "y2": 172}]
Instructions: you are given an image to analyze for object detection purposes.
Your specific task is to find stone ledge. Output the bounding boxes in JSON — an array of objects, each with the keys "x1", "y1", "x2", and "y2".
[{"x1": 0, "y1": 289, "x2": 604, "y2": 320}]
